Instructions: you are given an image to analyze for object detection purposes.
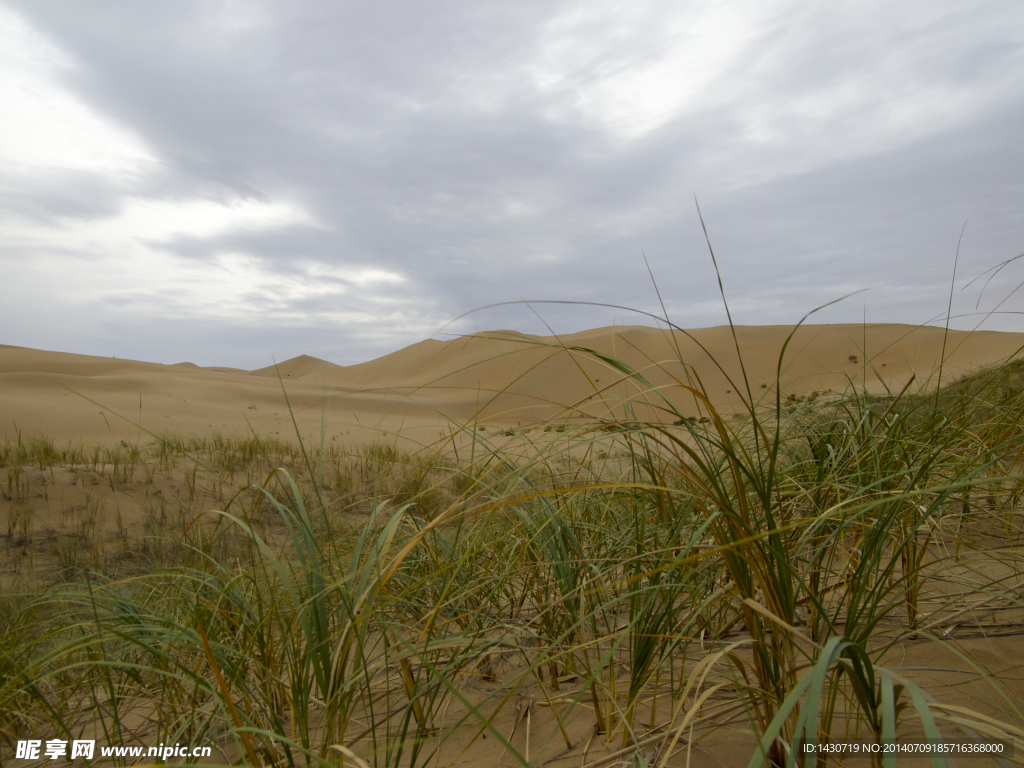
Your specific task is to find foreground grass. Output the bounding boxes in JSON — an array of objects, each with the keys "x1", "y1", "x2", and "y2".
[{"x1": 3, "y1": 347, "x2": 1024, "y2": 766}]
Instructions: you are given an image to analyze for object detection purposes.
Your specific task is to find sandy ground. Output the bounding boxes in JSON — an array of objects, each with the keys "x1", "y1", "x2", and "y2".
[
  {"x1": 4, "y1": 324, "x2": 1024, "y2": 765},
  {"x1": 2, "y1": 323, "x2": 1022, "y2": 451}
]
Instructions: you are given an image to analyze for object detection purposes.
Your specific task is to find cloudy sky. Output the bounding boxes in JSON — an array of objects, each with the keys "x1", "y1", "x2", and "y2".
[{"x1": 1, "y1": 1, "x2": 1022, "y2": 368}]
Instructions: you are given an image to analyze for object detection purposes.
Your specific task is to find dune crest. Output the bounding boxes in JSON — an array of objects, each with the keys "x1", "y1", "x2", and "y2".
[
  {"x1": 1, "y1": 323, "x2": 1021, "y2": 447},
  {"x1": 248, "y1": 354, "x2": 345, "y2": 380}
]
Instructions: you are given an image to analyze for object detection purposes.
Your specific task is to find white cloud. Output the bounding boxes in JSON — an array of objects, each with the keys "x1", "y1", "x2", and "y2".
[
  {"x1": 4, "y1": 239, "x2": 410, "y2": 325},
  {"x1": 530, "y1": 0, "x2": 774, "y2": 141},
  {"x1": 527, "y1": 0, "x2": 1024, "y2": 183},
  {"x1": 0, "y1": 6, "x2": 153, "y2": 176},
  {"x1": 0, "y1": 194, "x2": 400, "y2": 323},
  {"x1": 305, "y1": 262, "x2": 405, "y2": 287},
  {"x1": 725, "y1": 5, "x2": 1024, "y2": 182},
  {"x1": 3, "y1": 194, "x2": 311, "y2": 254},
  {"x1": 0, "y1": 6, "x2": 359, "y2": 329}
]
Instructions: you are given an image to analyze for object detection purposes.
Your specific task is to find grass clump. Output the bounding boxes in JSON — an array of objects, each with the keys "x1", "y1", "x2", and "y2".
[{"x1": 2, "y1": 329, "x2": 1024, "y2": 767}]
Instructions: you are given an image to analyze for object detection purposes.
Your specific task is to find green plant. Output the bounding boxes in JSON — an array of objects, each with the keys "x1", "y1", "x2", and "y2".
[{"x1": 3, "y1": 309, "x2": 1023, "y2": 767}]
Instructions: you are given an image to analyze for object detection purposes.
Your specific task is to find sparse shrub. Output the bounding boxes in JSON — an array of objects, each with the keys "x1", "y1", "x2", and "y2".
[{"x1": 2, "y1": 326, "x2": 1023, "y2": 768}]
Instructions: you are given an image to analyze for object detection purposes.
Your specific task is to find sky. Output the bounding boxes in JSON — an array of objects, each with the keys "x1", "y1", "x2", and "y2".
[{"x1": 1, "y1": 1, "x2": 1022, "y2": 369}]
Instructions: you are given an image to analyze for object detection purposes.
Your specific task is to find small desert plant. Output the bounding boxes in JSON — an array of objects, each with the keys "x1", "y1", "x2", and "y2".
[{"x1": 3, "y1": 294, "x2": 1024, "y2": 767}]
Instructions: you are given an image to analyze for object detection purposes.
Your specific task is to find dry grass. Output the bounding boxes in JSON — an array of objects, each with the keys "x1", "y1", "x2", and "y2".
[{"x1": 2, "y1": 343, "x2": 1024, "y2": 767}]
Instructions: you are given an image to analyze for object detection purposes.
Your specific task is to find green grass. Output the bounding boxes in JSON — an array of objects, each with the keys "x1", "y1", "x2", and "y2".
[{"x1": 2, "y1": 335, "x2": 1024, "y2": 767}]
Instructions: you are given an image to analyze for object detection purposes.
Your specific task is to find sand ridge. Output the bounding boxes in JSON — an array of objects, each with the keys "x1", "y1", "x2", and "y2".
[
  {"x1": 2, "y1": 324, "x2": 1022, "y2": 448},
  {"x1": 3, "y1": 328, "x2": 1024, "y2": 765}
]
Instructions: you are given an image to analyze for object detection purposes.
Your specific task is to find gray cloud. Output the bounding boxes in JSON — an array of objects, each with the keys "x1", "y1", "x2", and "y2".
[{"x1": 1, "y1": 0, "x2": 1022, "y2": 368}]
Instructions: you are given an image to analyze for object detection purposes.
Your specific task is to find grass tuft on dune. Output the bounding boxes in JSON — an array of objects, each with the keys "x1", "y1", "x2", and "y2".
[{"x1": 2, "y1": 329, "x2": 1024, "y2": 767}]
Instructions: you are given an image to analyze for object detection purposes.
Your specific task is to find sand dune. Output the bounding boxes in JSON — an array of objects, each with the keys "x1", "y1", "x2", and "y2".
[
  {"x1": 5, "y1": 328, "x2": 1024, "y2": 763},
  {"x1": 2, "y1": 324, "x2": 1022, "y2": 449},
  {"x1": 248, "y1": 353, "x2": 344, "y2": 379}
]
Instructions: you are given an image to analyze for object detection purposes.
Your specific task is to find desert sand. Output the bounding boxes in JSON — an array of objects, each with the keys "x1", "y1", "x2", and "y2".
[
  {"x1": 2, "y1": 323, "x2": 1022, "y2": 450},
  {"x1": 4, "y1": 324, "x2": 1024, "y2": 766}
]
